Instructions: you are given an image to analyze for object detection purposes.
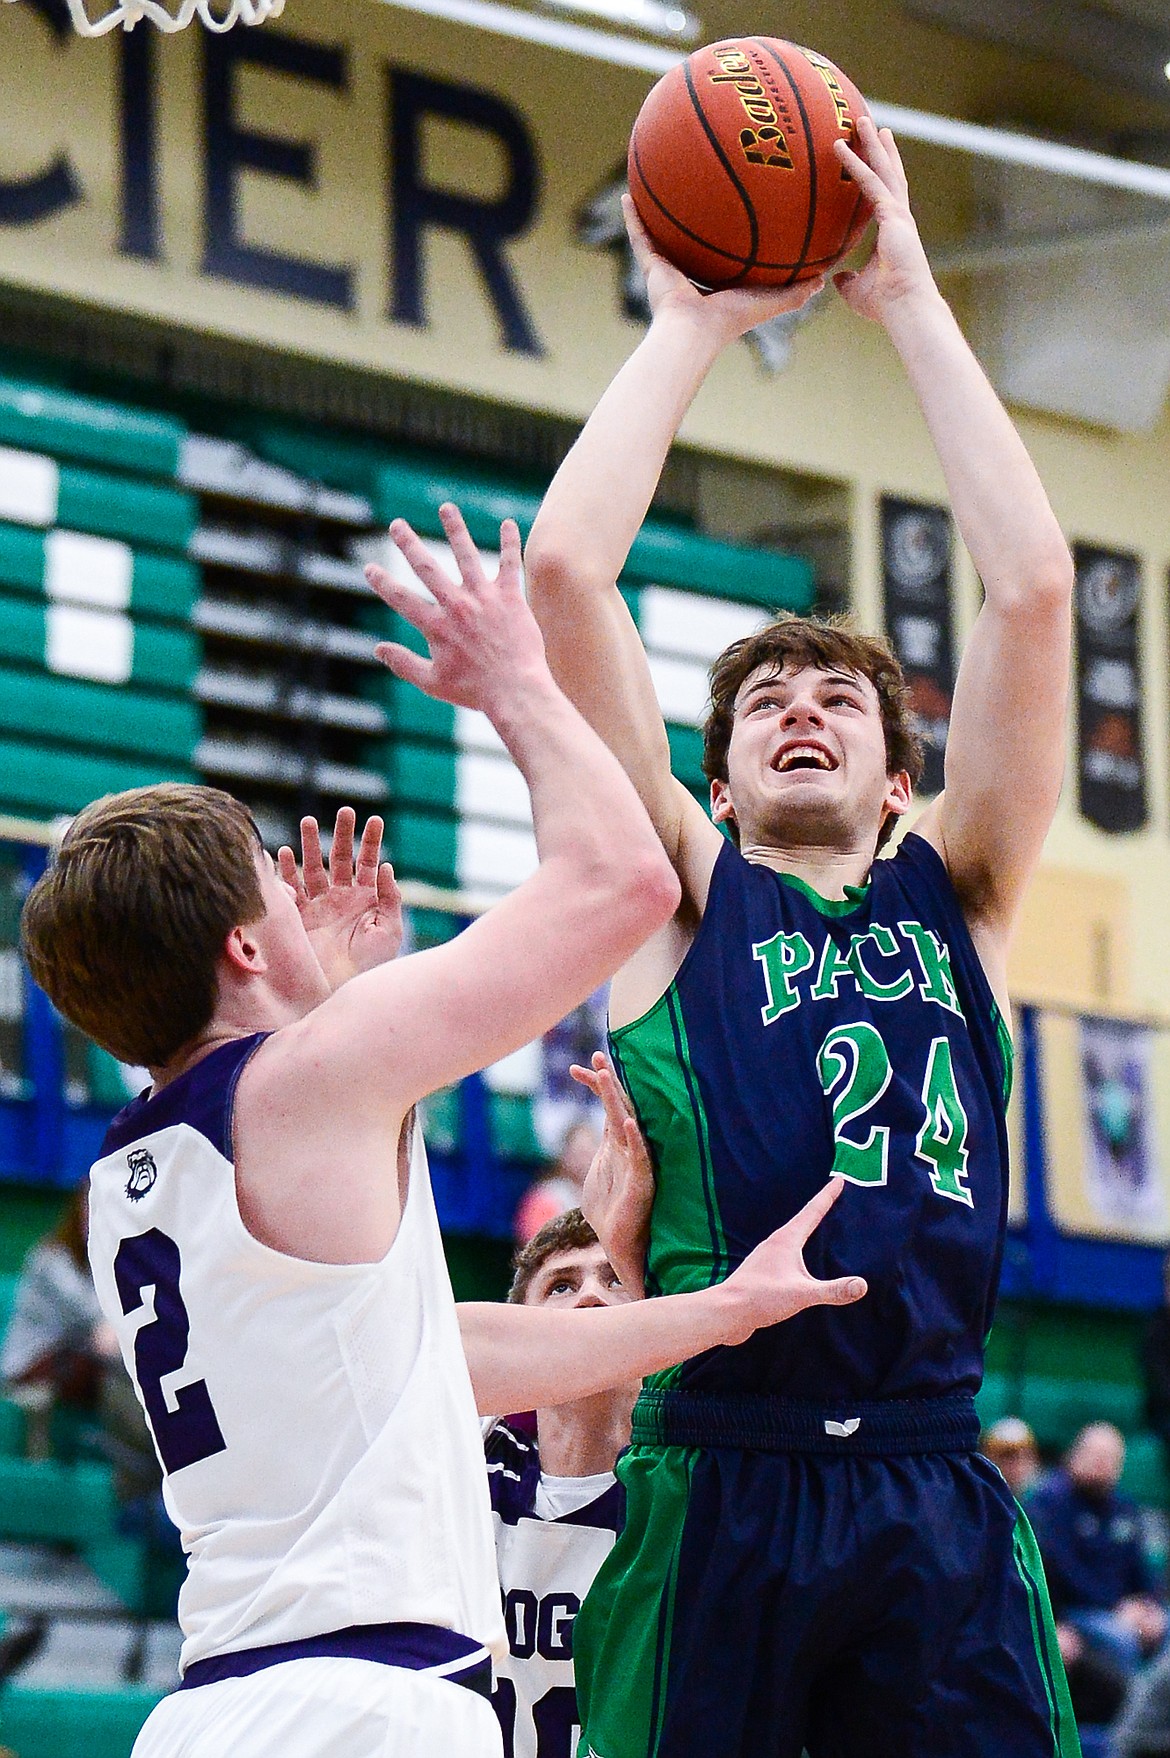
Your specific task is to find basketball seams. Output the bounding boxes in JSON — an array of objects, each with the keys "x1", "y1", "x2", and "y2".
[
  {"x1": 630, "y1": 147, "x2": 861, "y2": 274},
  {"x1": 681, "y1": 57, "x2": 759, "y2": 283},
  {"x1": 630, "y1": 140, "x2": 753, "y2": 277},
  {"x1": 751, "y1": 38, "x2": 818, "y2": 288}
]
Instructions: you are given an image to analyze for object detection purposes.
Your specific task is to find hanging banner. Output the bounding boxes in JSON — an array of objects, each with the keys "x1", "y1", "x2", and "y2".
[
  {"x1": 1075, "y1": 544, "x2": 1147, "y2": 833},
  {"x1": 1039, "y1": 1009, "x2": 1170, "y2": 1241},
  {"x1": 880, "y1": 497, "x2": 954, "y2": 796},
  {"x1": 1079, "y1": 1016, "x2": 1163, "y2": 1229}
]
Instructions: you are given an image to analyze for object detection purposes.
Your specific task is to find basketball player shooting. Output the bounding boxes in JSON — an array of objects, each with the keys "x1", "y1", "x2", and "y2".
[
  {"x1": 523, "y1": 117, "x2": 1078, "y2": 1758},
  {"x1": 21, "y1": 504, "x2": 866, "y2": 1758}
]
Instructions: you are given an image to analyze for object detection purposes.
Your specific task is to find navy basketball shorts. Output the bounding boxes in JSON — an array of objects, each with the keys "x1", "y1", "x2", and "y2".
[{"x1": 574, "y1": 1393, "x2": 1078, "y2": 1758}]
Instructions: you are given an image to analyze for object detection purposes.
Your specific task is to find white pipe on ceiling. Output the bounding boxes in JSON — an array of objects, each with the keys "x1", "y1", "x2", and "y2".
[{"x1": 375, "y1": 0, "x2": 1170, "y2": 202}]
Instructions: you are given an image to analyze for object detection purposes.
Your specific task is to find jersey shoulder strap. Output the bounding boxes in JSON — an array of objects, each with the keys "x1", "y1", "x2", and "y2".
[
  {"x1": 99, "y1": 1032, "x2": 270, "y2": 1162},
  {"x1": 485, "y1": 1419, "x2": 541, "y2": 1523}
]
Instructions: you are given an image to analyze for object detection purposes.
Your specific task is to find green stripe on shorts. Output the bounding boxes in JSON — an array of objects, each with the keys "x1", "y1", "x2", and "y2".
[
  {"x1": 1012, "y1": 1505, "x2": 1081, "y2": 1758},
  {"x1": 574, "y1": 1444, "x2": 696, "y2": 1758}
]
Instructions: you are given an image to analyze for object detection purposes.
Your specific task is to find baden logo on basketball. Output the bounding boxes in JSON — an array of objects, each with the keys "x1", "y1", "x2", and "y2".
[{"x1": 708, "y1": 47, "x2": 795, "y2": 171}]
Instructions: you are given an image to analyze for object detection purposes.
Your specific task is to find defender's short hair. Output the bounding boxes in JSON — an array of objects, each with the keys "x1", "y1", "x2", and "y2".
[
  {"x1": 508, "y1": 1208, "x2": 600, "y2": 1305},
  {"x1": 22, "y1": 783, "x2": 264, "y2": 1070},
  {"x1": 702, "y1": 615, "x2": 925, "y2": 852}
]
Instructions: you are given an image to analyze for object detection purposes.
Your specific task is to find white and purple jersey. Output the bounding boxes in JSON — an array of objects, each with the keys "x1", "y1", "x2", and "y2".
[
  {"x1": 87, "y1": 1034, "x2": 505, "y2": 1685},
  {"x1": 485, "y1": 1419, "x2": 624, "y2": 1758}
]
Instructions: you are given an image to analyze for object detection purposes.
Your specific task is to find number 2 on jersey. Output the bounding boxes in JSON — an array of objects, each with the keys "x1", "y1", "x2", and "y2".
[
  {"x1": 114, "y1": 1229, "x2": 227, "y2": 1474},
  {"x1": 817, "y1": 1024, "x2": 973, "y2": 1206}
]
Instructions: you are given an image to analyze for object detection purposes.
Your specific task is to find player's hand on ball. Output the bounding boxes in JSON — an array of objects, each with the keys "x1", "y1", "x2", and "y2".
[
  {"x1": 720, "y1": 1178, "x2": 866, "y2": 1341},
  {"x1": 366, "y1": 502, "x2": 547, "y2": 718},
  {"x1": 831, "y1": 117, "x2": 935, "y2": 321},
  {"x1": 623, "y1": 195, "x2": 825, "y2": 344},
  {"x1": 279, "y1": 808, "x2": 403, "y2": 991},
  {"x1": 573, "y1": 1051, "x2": 655, "y2": 1299}
]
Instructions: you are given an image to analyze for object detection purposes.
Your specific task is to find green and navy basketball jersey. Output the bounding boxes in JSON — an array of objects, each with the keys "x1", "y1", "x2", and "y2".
[{"x1": 610, "y1": 832, "x2": 1013, "y2": 1403}]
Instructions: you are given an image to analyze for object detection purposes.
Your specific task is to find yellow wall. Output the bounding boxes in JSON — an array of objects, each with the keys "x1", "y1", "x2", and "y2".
[{"x1": 3, "y1": 0, "x2": 1170, "y2": 1012}]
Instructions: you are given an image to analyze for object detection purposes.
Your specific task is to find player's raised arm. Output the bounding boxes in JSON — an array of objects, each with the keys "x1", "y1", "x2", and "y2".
[
  {"x1": 834, "y1": 118, "x2": 1074, "y2": 975},
  {"x1": 275, "y1": 503, "x2": 680, "y2": 1115},
  {"x1": 458, "y1": 1179, "x2": 865, "y2": 1414},
  {"x1": 524, "y1": 205, "x2": 824, "y2": 886}
]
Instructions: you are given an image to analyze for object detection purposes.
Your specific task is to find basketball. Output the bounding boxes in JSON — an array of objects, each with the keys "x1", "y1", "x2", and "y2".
[{"x1": 628, "y1": 37, "x2": 872, "y2": 289}]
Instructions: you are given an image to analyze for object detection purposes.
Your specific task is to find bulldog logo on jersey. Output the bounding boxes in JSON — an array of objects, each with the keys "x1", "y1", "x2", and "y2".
[{"x1": 125, "y1": 1148, "x2": 158, "y2": 1202}]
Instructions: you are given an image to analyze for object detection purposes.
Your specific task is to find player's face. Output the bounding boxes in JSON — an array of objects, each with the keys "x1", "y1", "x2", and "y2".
[
  {"x1": 713, "y1": 663, "x2": 911, "y2": 854},
  {"x1": 524, "y1": 1244, "x2": 632, "y2": 1310},
  {"x1": 249, "y1": 851, "x2": 331, "y2": 1012}
]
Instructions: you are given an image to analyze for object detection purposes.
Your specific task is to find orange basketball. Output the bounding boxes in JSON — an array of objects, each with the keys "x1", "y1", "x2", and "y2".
[{"x1": 628, "y1": 37, "x2": 872, "y2": 289}]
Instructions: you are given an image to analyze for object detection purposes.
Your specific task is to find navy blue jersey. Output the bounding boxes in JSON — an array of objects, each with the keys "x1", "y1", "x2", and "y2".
[{"x1": 610, "y1": 832, "x2": 1013, "y2": 1403}]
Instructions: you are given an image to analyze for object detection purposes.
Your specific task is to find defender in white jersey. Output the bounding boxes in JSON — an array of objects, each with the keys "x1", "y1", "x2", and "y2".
[
  {"x1": 22, "y1": 505, "x2": 868, "y2": 1758},
  {"x1": 488, "y1": 1211, "x2": 635, "y2": 1758}
]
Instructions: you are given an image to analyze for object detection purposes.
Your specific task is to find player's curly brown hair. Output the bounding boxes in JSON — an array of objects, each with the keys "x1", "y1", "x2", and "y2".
[
  {"x1": 508, "y1": 1209, "x2": 600, "y2": 1305},
  {"x1": 22, "y1": 783, "x2": 264, "y2": 1070},
  {"x1": 702, "y1": 615, "x2": 924, "y2": 852}
]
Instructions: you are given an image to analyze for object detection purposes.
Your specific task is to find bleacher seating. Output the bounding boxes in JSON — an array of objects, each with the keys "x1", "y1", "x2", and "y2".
[
  {"x1": 0, "y1": 1681, "x2": 165, "y2": 1758},
  {"x1": 979, "y1": 1298, "x2": 1170, "y2": 1505},
  {"x1": 0, "y1": 1267, "x2": 178, "y2": 1755}
]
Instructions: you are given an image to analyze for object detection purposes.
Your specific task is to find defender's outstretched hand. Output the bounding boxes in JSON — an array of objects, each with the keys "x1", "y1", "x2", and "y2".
[
  {"x1": 623, "y1": 194, "x2": 825, "y2": 344},
  {"x1": 573, "y1": 1051, "x2": 655, "y2": 1299},
  {"x1": 366, "y1": 502, "x2": 545, "y2": 717},
  {"x1": 831, "y1": 116, "x2": 935, "y2": 321},
  {"x1": 719, "y1": 1179, "x2": 866, "y2": 1344},
  {"x1": 278, "y1": 807, "x2": 403, "y2": 991}
]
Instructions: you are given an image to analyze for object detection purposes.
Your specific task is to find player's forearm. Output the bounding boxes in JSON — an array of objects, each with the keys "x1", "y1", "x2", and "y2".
[
  {"x1": 526, "y1": 310, "x2": 723, "y2": 596},
  {"x1": 458, "y1": 1284, "x2": 744, "y2": 1416},
  {"x1": 882, "y1": 287, "x2": 1072, "y2": 609}
]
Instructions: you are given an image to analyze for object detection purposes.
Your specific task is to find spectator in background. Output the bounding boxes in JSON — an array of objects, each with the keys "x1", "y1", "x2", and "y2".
[
  {"x1": 1114, "y1": 1645, "x2": 1170, "y2": 1758},
  {"x1": 1141, "y1": 1252, "x2": 1170, "y2": 1476},
  {"x1": 0, "y1": 1181, "x2": 116, "y2": 1456},
  {"x1": 0, "y1": 1182, "x2": 167, "y2": 1551},
  {"x1": 982, "y1": 1416, "x2": 1042, "y2": 1499},
  {"x1": 1029, "y1": 1422, "x2": 1166, "y2": 1682},
  {"x1": 514, "y1": 1119, "x2": 601, "y2": 1246}
]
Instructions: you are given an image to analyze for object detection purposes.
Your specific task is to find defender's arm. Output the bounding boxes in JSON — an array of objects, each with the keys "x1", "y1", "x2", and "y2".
[
  {"x1": 235, "y1": 506, "x2": 680, "y2": 1264},
  {"x1": 836, "y1": 122, "x2": 1072, "y2": 965},
  {"x1": 459, "y1": 1180, "x2": 864, "y2": 1414},
  {"x1": 291, "y1": 504, "x2": 681, "y2": 1107}
]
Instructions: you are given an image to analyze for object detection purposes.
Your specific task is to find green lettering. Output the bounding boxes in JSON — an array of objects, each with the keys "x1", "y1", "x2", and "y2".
[
  {"x1": 753, "y1": 930, "x2": 814, "y2": 1023},
  {"x1": 816, "y1": 1021, "x2": 892, "y2": 1186},
  {"x1": 899, "y1": 921, "x2": 961, "y2": 1015},
  {"x1": 811, "y1": 935, "x2": 857, "y2": 1002},
  {"x1": 915, "y1": 1036, "x2": 972, "y2": 1205},
  {"x1": 848, "y1": 924, "x2": 914, "y2": 1002}
]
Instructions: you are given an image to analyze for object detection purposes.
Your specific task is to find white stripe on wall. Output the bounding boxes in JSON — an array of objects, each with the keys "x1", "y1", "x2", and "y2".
[
  {"x1": 456, "y1": 749, "x2": 533, "y2": 827},
  {"x1": 45, "y1": 529, "x2": 133, "y2": 610},
  {"x1": 647, "y1": 652, "x2": 711, "y2": 727},
  {"x1": 0, "y1": 447, "x2": 59, "y2": 528},
  {"x1": 455, "y1": 706, "x2": 508, "y2": 756},
  {"x1": 458, "y1": 819, "x2": 538, "y2": 892},
  {"x1": 46, "y1": 604, "x2": 133, "y2": 684},
  {"x1": 640, "y1": 586, "x2": 768, "y2": 662}
]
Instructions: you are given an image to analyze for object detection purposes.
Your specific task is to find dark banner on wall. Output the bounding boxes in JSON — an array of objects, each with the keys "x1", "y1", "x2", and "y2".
[
  {"x1": 880, "y1": 498, "x2": 955, "y2": 796},
  {"x1": 1075, "y1": 545, "x2": 1146, "y2": 834}
]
